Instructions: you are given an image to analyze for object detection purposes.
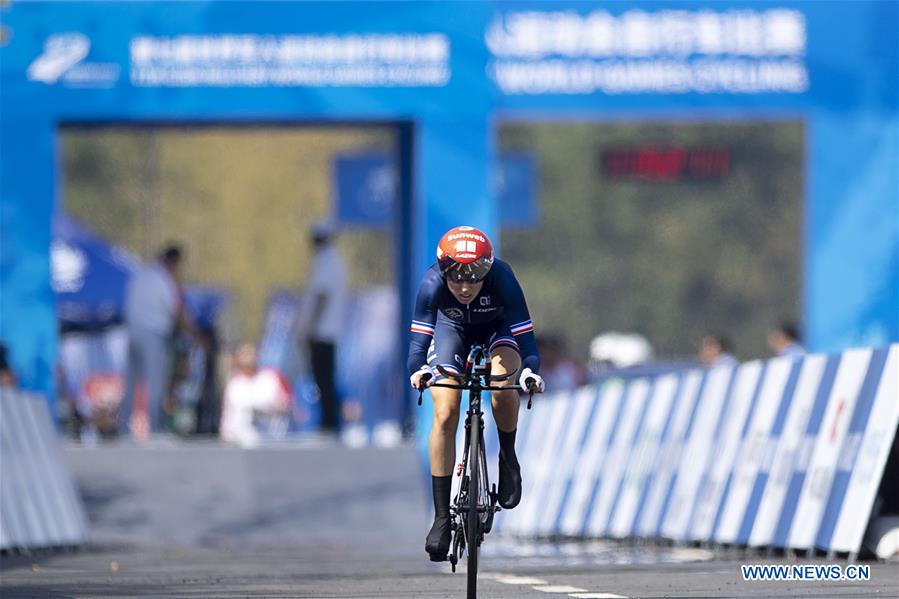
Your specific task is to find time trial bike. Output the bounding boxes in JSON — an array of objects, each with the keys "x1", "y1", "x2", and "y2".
[{"x1": 417, "y1": 344, "x2": 536, "y2": 599}]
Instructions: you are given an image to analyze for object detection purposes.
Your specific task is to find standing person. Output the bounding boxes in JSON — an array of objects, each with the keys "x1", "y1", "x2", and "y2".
[
  {"x1": 408, "y1": 225, "x2": 545, "y2": 561},
  {"x1": 297, "y1": 220, "x2": 348, "y2": 434},
  {"x1": 120, "y1": 245, "x2": 195, "y2": 437},
  {"x1": 768, "y1": 322, "x2": 805, "y2": 357},
  {"x1": 698, "y1": 333, "x2": 738, "y2": 367}
]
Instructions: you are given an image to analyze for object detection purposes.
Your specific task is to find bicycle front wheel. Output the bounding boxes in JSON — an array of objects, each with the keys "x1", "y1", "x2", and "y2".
[{"x1": 466, "y1": 408, "x2": 481, "y2": 598}]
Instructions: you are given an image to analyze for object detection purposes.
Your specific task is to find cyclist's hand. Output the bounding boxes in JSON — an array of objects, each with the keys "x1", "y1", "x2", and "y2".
[
  {"x1": 410, "y1": 366, "x2": 434, "y2": 390},
  {"x1": 518, "y1": 367, "x2": 545, "y2": 393}
]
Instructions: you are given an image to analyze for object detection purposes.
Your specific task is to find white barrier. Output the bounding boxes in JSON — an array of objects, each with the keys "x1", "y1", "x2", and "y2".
[
  {"x1": 0, "y1": 390, "x2": 89, "y2": 551},
  {"x1": 492, "y1": 344, "x2": 899, "y2": 557}
]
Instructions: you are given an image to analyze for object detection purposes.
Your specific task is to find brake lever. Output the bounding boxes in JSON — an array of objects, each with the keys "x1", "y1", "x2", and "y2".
[
  {"x1": 526, "y1": 380, "x2": 536, "y2": 410},
  {"x1": 417, "y1": 374, "x2": 433, "y2": 406}
]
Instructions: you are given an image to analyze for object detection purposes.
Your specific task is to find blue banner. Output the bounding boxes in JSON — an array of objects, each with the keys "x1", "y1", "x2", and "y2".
[{"x1": 334, "y1": 152, "x2": 538, "y2": 227}]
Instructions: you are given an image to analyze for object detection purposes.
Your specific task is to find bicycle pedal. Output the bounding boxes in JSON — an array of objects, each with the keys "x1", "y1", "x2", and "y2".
[{"x1": 428, "y1": 553, "x2": 449, "y2": 563}]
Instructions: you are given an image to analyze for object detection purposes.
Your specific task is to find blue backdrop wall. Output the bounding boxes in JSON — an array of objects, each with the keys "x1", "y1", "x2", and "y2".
[{"x1": 1, "y1": 1, "x2": 896, "y2": 408}]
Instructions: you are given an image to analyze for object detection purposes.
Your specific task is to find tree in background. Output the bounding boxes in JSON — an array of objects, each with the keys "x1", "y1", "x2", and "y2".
[
  {"x1": 63, "y1": 126, "x2": 396, "y2": 342},
  {"x1": 499, "y1": 120, "x2": 803, "y2": 361}
]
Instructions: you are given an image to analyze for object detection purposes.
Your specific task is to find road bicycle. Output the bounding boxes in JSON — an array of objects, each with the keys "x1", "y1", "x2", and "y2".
[{"x1": 417, "y1": 344, "x2": 536, "y2": 599}]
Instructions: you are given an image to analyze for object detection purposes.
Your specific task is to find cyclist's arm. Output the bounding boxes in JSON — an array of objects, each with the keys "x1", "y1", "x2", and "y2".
[
  {"x1": 497, "y1": 263, "x2": 540, "y2": 374},
  {"x1": 407, "y1": 270, "x2": 440, "y2": 377}
]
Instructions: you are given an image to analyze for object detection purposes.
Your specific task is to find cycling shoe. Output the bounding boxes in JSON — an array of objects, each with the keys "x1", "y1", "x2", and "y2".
[
  {"x1": 498, "y1": 452, "x2": 522, "y2": 509},
  {"x1": 425, "y1": 515, "x2": 452, "y2": 561}
]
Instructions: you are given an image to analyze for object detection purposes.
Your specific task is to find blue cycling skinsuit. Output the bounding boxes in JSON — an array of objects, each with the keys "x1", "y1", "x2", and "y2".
[{"x1": 407, "y1": 259, "x2": 540, "y2": 379}]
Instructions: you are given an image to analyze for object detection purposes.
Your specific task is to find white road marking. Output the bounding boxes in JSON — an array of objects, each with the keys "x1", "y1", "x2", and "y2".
[
  {"x1": 668, "y1": 547, "x2": 715, "y2": 562},
  {"x1": 494, "y1": 575, "x2": 549, "y2": 585},
  {"x1": 490, "y1": 571, "x2": 626, "y2": 598}
]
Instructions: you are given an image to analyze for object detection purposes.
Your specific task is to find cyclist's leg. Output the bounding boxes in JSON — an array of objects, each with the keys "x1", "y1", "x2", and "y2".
[
  {"x1": 427, "y1": 319, "x2": 466, "y2": 475},
  {"x1": 488, "y1": 338, "x2": 522, "y2": 433},
  {"x1": 425, "y1": 320, "x2": 466, "y2": 559},
  {"x1": 489, "y1": 332, "x2": 524, "y2": 509},
  {"x1": 429, "y1": 382, "x2": 462, "y2": 475},
  {"x1": 426, "y1": 383, "x2": 461, "y2": 558}
]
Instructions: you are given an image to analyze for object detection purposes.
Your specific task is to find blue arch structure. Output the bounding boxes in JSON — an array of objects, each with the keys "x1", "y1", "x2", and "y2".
[{"x1": 1, "y1": 1, "x2": 897, "y2": 412}]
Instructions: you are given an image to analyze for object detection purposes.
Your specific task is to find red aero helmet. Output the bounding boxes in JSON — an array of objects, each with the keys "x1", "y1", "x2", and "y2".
[{"x1": 436, "y1": 226, "x2": 495, "y2": 283}]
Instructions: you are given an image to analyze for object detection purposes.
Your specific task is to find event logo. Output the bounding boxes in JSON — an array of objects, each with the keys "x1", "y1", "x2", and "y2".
[
  {"x1": 360, "y1": 165, "x2": 396, "y2": 218},
  {"x1": 487, "y1": 8, "x2": 809, "y2": 95},
  {"x1": 27, "y1": 33, "x2": 120, "y2": 87},
  {"x1": 28, "y1": 33, "x2": 90, "y2": 83},
  {"x1": 51, "y1": 241, "x2": 87, "y2": 293}
]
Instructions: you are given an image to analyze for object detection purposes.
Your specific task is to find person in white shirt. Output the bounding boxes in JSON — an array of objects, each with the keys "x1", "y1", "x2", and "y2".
[
  {"x1": 120, "y1": 245, "x2": 193, "y2": 436},
  {"x1": 297, "y1": 221, "x2": 348, "y2": 433},
  {"x1": 220, "y1": 343, "x2": 290, "y2": 448}
]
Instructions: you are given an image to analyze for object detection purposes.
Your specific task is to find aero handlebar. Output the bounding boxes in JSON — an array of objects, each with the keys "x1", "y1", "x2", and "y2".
[{"x1": 416, "y1": 365, "x2": 537, "y2": 409}]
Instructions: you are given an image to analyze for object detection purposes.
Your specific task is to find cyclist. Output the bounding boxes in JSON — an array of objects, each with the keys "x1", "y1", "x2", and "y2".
[{"x1": 408, "y1": 225, "x2": 545, "y2": 561}]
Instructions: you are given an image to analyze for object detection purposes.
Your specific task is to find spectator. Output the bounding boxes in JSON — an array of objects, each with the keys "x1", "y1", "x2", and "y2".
[
  {"x1": 193, "y1": 325, "x2": 222, "y2": 435},
  {"x1": 698, "y1": 334, "x2": 738, "y2": 368},
  {"x1": 296, "y1": 220, "x2": 348, "y2": 434},
  {"x1": 768, "y1": 322, "x2": 805, "y2": 357},
  {"x1": 120, "y1": 244, "x2": 200, "y2": 437},
  {"x1": 0, "y1": 342, "x2": 17, "y2": 390},
  {"x1": 537, "y1": 333, "x2": 587, "y2": 391},
  {"x1": 220, "y1": 343, "x2": 290, "y2": 448}
]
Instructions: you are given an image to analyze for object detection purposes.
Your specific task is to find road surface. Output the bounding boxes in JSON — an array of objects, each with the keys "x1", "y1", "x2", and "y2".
[{"x1": 2, "y1": 439, "x2": 895, "y2": 598}]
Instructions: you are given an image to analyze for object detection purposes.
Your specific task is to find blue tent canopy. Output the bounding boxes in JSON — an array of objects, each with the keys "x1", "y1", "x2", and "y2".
[
  {"x1": 52, "y1": 212, "x2": 228, "y2": 332},
  {"x1": 52, "y1": 212, "x2": 140, "y2": 331}
]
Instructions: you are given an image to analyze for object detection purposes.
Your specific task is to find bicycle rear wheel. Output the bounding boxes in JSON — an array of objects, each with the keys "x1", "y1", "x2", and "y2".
[{"x1": 466, "y1": 408, "x2": 481, "y2": 598}]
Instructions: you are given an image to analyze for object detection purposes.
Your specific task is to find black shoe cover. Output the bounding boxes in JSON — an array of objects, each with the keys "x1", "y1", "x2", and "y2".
[
  {"x1": 425, "y1": 515, "x2": 451, "y2": 561},
  {"x1": 498, "y1": 452, "x2": 522, "y2": 509}
]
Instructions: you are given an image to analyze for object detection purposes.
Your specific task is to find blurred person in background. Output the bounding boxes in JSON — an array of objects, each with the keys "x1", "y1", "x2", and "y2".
[
  {"x1": 220, "y1": 342, "x2": 291, "y2": 449},
  {"x1": 768, "y1": 322, "x2": 805, "y2": 357},
  {"x1": 0, "y1": 342, "x2": 17, "y2": 390},
  {"x1": 536, "y1": 333, "x2": 587, "y2": 391},
  {"x1": 698, "y1": 333, "x2": 738, "y2": 368},
  {"x1": 408, "y1": 225, "x2": 544, "y2": 561},
  {"x1": 296, "y1": 220, "x2": 348, "y2": 435},
  {"x1": 193, "y1": 325, "x2": 222, "y2": 435},
  {"x1": 119, "y1": 244, "x2": 200, "y2": 438}
]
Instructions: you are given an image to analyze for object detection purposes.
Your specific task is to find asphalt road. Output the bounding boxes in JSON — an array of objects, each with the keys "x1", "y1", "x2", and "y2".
[{"x1": 2, "y1": 440, "x2": 896, "y2": 598}]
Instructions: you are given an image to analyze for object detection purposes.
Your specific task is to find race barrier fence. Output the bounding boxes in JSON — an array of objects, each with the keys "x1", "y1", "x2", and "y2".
[
  {"x1": 479, "y1": 344, "x2": 898, "y2": 557},
  {"x1": 0, "y1": 390, "x2": 90, "y2": 551}
]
